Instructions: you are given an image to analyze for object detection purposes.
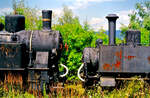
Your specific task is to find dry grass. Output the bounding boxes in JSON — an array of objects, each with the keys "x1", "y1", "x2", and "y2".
[{"x1": 1, "y1": 76, "x2": 150, "y2": 98}]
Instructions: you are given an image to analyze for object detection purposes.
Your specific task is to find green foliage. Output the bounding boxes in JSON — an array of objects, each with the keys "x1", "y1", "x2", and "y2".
[
  {"x1": 53, "y1": 7, "x2": 98, "y2": 79},
  {"x1": 12, "y1": 0, "x2": 42, "y2": 30},
  {"x1": 120, "y1": 1, "x2": 150, "y2": 45},
  {"x1": 0, "y1": 16, "x2": 5, "y2": 25}
]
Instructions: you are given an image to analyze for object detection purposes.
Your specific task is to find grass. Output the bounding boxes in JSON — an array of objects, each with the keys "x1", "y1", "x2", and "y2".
[{"x1": 1, "y1": 75, "x2": 150, "y2": 98}]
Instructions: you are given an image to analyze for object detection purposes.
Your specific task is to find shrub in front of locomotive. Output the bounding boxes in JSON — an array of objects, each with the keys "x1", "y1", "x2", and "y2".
[
  {"x1": 78, "y1": 14, "x2": 150, "y2": 87},
  {"x1": 0, "y1": 15, "x2": 26, "y2": 83}
]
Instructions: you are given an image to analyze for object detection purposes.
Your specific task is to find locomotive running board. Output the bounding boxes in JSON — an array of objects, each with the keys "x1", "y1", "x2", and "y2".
[
  {"x1": 115, "y1": 78, "x2": 150, "y2": 80},
  {"x1": 27, "y1": 68, "x2": 49, "y2": 71},
  {"x1": 0, "y1": 68, "x2": 25, "y2": 70}
]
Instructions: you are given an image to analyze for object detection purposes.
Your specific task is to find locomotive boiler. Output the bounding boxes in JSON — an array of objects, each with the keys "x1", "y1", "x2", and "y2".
[
  {"x1": 0, "y1": 10, "x2": 68, "y2": 89},
  {"x1": 78, "y1": 14, "x2": 150, "y2": 87}
]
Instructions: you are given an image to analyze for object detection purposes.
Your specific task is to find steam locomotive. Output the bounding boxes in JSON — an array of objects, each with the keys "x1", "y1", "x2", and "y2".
[
  {"x1": 0, "y1": 10, "x2": 68, "y2": 89},
  {"x1": 78, "y1": 14, "x2": 150, "y2": 87}
]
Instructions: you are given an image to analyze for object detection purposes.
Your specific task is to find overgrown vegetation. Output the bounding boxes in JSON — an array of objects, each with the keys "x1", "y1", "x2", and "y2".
[
  {"x1": 1, "y1": 77, "x2": 150, "y2": 97},
  {"x1": 0, "y1": 0, "x2": 150, "y2": 97}
]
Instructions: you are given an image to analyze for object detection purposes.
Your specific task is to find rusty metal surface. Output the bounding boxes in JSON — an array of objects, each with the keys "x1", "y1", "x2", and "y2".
[
  {"x1": 123, "y1": 46, "x2": 150, "y2": 73},
  {"x1": 98, "y1": 45, "x2": 150, "y2": 73},
  {"x1": 0, "y1": 43, "x2": 24, "y2": 68},
  {"x1": 99, "y1": 46, "x2": 123, "y2": 72}
]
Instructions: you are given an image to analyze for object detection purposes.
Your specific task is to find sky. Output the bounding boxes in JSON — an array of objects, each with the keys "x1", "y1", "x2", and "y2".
[{"x1": 0, "y1": 0, "x2": 148, "y2": 30}]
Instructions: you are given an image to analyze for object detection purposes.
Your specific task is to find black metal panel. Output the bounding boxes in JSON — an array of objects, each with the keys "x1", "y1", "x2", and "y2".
[
  {"x1": 126, "y1": 30, "x2": 141, "y2": 45},
  {"x1": 5, "y1": 15, "x2": 25, "y2": 33},
  {"x1": 0, "y1": 43, "x2": 23, "y2": 68},
  {"x1": 99, "y1": 46, "x2": 123, "y2": 72},
  {"x1": 17, "y1": 30, "x2": 61, "y2": 51},
  {"x1": 123, "y1": 46, "x2": 150, "y2": 73},
  {"x1": 83, "y1": 48, "x2": 99, "y2": 72}
]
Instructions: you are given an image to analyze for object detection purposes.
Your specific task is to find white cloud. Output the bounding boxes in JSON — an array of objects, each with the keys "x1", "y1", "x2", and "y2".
[
  {"x1": 117, "y1": 10, "x2": 132, "y2": 29},
  {"x1": 67, "y1": 0, "x2": 126, "y2": 10},
  {"x1": 37, "y1": 8, "x2": 63, "y2": 17},
  {"x1": 52, "y1": 8, "x2": 63, "y2": 17},
  {"x1": 89, "y1": 17, "x2": 107, "y2": 31},
  {"x1": 89, "y1": 10, "x2": 132, "y2": 31},
  {"x1": 0, "y1": 8, "x2": 13, "y2": 15}
]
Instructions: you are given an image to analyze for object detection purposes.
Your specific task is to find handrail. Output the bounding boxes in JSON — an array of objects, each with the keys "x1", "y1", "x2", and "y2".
[
  {"x1": 60, "y1": 63, "x2": 69, "y2": 78},
  {"x1": 77, "y1": 63, "x2": 85, "y2": 82}
]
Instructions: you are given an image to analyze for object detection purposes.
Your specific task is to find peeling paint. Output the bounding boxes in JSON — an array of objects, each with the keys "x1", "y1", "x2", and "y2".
[{"x1": 124, "y1": 56, "x2": 136, "y2": 60}]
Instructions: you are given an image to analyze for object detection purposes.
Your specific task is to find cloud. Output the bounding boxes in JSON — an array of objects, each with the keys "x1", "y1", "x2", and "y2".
[
  {"x1": 52, "y1": 8, "x2": 63, "y2": 17},
  {"x1": 117, "y1": 10, "x2": 132, "y2": 29},
  {"x1": 89, "y1": 17, "x2": 107, "y2": 31},
  {"x1": 66, "y1": 0, "x2": 126, "y2": 10},
  {"x1": 0, "y1": 8, "x2": 13, "y2": 15},
  {"x1": 89, "y1": 10, "x2": 132, "y2": 31}
]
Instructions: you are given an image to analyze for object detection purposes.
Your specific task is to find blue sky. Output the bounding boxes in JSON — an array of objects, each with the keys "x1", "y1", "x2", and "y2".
[{"x1": 0, "y1": 0, "x2": 148, "y2": 30}]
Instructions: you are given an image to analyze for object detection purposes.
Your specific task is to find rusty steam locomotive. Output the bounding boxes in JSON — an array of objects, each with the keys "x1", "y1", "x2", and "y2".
[
  {"x1": 0, "y1": 10, "x2": 68, "y2": 89},
  {"x1": 78, "y1": 14, "x2": 150, "y2": 87}
]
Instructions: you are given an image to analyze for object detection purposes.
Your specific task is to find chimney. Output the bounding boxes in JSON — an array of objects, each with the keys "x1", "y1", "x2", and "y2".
[
  {"x1": 42, "y1": 10, "x2": 52, "y2": 30},
  {"x1": 106, "y1": 14, "x2": 119, "y2": 45}
]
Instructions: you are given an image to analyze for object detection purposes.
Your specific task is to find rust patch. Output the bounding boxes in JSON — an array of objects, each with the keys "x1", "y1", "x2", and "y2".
[
  {"x1": 125, "y1": 56, "x2": 136, "y2": 60},
  {"x1": 115, "y1": 50, "x2": 122, "y2": 60},
  {"x1": 147, "y1": 56, "x2": 150, "y2": 64},
  {"x1": 114, "y1": 60, "x2": 121, "y2": 69},
  {"x1": 103, "y1": 63, "x2": 112, "y2": 71}
]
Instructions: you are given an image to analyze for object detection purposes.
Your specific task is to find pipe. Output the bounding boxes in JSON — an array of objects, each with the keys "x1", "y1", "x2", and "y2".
[
  {"x1": 60, "y1": 64, "x2": 69, "y2": 78},
  {"x1": 0, "y1": 23, "x2": 4, "y2": 31},
  {"x1": 106, "y1": 14, "x2": 119, "y2": 45},
  {"x1": 77, "y1": 63, "x2": 85, "y2": 82},
  {"x1": 42, "y1": 10, "x2": 52, "y2": 30}
]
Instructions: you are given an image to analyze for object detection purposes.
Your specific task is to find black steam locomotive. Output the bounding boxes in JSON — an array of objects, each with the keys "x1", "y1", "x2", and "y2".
[
  {"x1": 78, "y1": 14, "x2": 150, "y2": 87},
  {"x1": 0, "y1": 10, "x2": 68, "y2": 89}
]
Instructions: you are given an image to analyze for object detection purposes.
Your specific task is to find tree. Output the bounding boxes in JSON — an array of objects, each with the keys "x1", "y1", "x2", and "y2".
[
  {"x1": 54, "y1": 6, "x2": 97, "y2": 80},
  {"x1": 120, "y1": 1, "x2": 150, "y2": 45},
  {"x1": 12, "y1": 0, "x2": 42, "y2": 30}
]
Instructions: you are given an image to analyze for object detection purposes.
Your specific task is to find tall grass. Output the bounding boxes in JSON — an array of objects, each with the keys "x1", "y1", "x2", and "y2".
[{"x1": 1, "y1": 76, "x2": 150, "y2": 97}]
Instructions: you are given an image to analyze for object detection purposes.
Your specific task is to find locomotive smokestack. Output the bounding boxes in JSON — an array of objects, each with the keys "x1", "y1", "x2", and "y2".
[
  {"x1": 106, "y1": 14, "x2": 119, "y2": 45},
  {"x1": 42, "y1": 10, "x2": 52, "y2": 30}
]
